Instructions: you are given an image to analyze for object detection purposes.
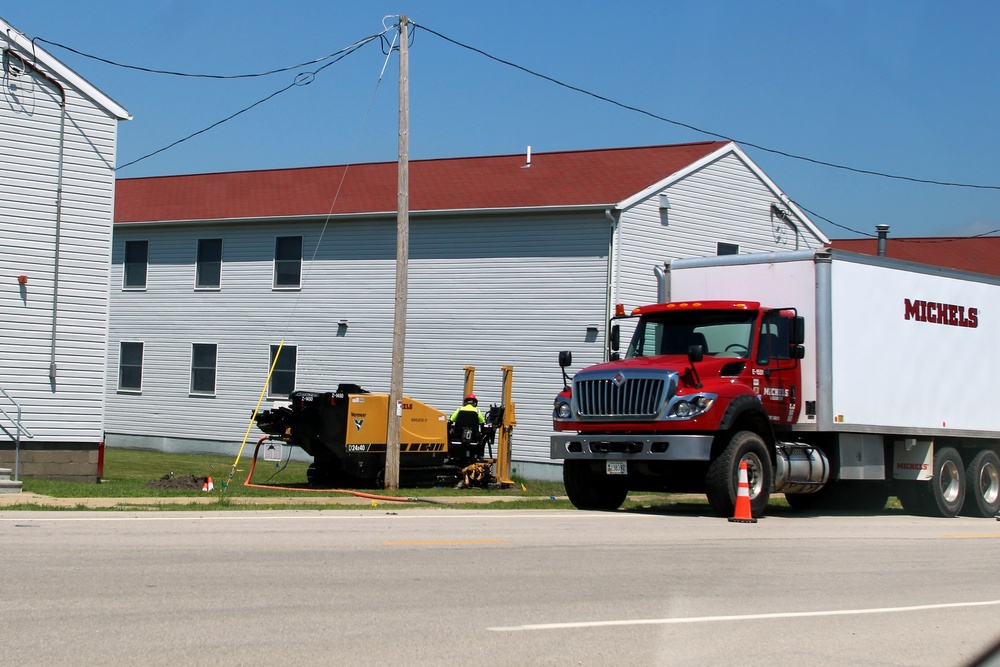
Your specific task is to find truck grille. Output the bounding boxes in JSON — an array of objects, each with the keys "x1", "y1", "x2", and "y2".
[{"x1": 574, "y1": 372, "x2": 674, "y2": 419}]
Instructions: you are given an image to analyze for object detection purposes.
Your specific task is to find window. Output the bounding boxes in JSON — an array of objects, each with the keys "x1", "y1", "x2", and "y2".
[
  {"x1": 626, "y1": 311, "x2": 755, "y2": 359},
  {"x1": 757, "y1": 314, "x2": 792, "y2": 365},
  {"x1": 118, "y1": 342, "x2": 144, "y2": 392},
  {"x1": 268, "y1": 344, "x2": 297, "y2": 397},
  {"x1": 273, "y1": 236, "x2": 302, "y2": 288},
  {"x1": 123, "y1": 240, "x2": 148, "y2": 289},
  {"x1": 717, "y1": 242, "x2": 739, "y2": 256},
  {"x1": 190, "y1": 343, "x2": 217, "y2": 395},
  {"x1": 195, "y1": 239, "x2": 222, "y2": 289}
]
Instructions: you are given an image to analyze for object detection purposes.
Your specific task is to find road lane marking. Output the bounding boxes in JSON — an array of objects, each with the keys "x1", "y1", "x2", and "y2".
[
  {"x1": 0, "y1": 512, "x2": 576, "y2": 523},
  {"x1": 384, "y1": 539, "x2": 508, "y2": 545},
  {"x1": 487, "y1": 599, "x2": 1000, "y2": 632}
]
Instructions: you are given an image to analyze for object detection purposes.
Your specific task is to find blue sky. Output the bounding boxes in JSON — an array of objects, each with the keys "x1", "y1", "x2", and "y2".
[{"x1": 4, "y1": 1, "x2": 999, "y2": 240}]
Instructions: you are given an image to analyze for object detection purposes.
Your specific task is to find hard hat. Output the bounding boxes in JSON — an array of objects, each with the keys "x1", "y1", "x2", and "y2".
[{"x1": 465, "y1": 393, "x2": 478, "y2": 404}]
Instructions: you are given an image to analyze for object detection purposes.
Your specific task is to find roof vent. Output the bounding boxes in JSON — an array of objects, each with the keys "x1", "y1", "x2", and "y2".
[
  {"x1": 876, "y1": 224, "x2": 889, "y2": 256},
  {"x1": 523, "y1": 145, "x2": 531, "y2": 168}
]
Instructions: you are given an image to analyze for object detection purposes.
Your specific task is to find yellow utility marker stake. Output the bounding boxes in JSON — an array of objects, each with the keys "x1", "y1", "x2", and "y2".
[{"x1": 223, "y1": 341, "x2": 285, "y2": 495}]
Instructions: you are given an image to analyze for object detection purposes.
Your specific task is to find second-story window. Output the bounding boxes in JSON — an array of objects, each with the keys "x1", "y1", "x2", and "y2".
[
  {"x1": 273, "y1": 236, "x2": 302, "y2": 288},
  {"x1": 123, "y1": 240, "x2": 148, "y2": 289},
  {"x1": 195, "y1": 239, "x2": 222, "y2": 289}
]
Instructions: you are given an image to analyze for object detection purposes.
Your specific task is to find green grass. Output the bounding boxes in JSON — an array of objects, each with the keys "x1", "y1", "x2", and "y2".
[
  {"x1": 14, "y1": 447, "x2": 905, "y2": 514},
  {"x1": 18, "y1": 447, "x2": 567, "y2": 500}
]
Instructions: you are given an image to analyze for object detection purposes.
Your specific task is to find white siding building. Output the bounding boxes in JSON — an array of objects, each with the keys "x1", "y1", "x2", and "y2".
[
  {"x1": 0, "y1": 17, "x2": 130, "y2": 481},
  {"x1": 108, "y1": 141, "x2": 827, "y2": 480}
]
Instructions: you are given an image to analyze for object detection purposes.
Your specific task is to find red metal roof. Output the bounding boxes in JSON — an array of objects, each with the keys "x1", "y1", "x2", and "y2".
[
  {"x1": 114, "y1": 142, "x2": 728, "y2": 223},
  {"x1": 830, "y1": 237, "x2": 1000, "y2": 277}
]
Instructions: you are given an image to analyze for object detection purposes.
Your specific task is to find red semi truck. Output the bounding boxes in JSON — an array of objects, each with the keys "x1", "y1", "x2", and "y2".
[{"x1": 551, "y1": 249, "x2": 1000, "y2": 518}]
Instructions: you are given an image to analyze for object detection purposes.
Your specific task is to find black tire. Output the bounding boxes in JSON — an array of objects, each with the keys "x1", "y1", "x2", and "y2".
[
  {"x1": 705, "y1": 431, "x2": 772, "y2": 518},
  {"x1": 912, "y1": 446, "x2": 965, "y2": 517},
  {"x1": 963, "y1": 450, "x2": 1000, "y2": 517},
  {"x1": 563, "y1": 460, "x2": 628, "y2": 511},
  {"x1": 307, "y1": 458, "x2": 339, "y2": 488}
]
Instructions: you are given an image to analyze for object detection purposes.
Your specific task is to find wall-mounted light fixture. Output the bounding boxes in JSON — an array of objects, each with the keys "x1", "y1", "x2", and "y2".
[
  {"x1": 17, "y1": 275, "x2": 27, "y2": 285},
  {"x1": 337, "y1": 319, "x2": 348, "y2": 329},
  {"x1": 658, "y1": 194, "x2": 671, "y2": 209},
  {"x1": 586, "y1": 324, "x2": 599, "y2": 333}
]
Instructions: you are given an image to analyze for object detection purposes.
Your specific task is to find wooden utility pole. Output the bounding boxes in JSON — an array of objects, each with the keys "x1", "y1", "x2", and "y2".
[{"x1": 384, "y1": 15, "x2": 409, "y2": 489}]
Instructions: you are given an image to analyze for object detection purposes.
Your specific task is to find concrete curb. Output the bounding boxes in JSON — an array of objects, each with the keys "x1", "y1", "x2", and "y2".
[{"x1": 0, "y1": 491, "x2": 568, "y2": 509}]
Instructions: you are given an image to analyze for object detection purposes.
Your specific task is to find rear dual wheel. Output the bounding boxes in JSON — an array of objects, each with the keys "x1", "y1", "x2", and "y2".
[
  {"x1": 897, "y1": 446, "x2": 965, "y2": 517},
  {"x1": 963, "y1": 450, "x2": 1000, "y2": 517}
]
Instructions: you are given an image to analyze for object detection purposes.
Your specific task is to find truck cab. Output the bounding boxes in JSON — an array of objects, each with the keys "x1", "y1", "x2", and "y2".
[{"x1": 551, "y1": 300, "x2": 809, "y2": 516}]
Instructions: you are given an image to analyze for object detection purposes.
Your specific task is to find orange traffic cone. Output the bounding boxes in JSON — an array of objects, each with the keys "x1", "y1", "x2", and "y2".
[
  {"x1": 728, "y1": 459, "x2": 757, "y2": 523},
  {"x1": 202, "y1": 476, "x2": 214, "y2": 492}
]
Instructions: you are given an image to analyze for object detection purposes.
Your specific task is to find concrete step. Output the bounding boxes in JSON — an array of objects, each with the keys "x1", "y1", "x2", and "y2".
[
  {"x1": 0, "y1": 479, "x2": 23, "y2": 494},
  {"x1": 0, "y1": 467, "x2": 12, "y2": 482}
]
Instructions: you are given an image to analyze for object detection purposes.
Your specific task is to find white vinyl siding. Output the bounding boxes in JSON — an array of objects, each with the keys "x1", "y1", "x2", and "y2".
[
  {"x1": 0, "y1": 44, "x2": 122, "y2": 444},
  {"x1": 612, "y1": 150, "x2": 826, "y2": 312},
  {"x1": 105, "y1": 212, "x2": 610, "y2": 464}
]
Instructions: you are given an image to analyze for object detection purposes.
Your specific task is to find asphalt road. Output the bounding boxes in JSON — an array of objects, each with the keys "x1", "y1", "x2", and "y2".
[{"x1": 3, "y1": 508, "x2": 999, "y2": 666}]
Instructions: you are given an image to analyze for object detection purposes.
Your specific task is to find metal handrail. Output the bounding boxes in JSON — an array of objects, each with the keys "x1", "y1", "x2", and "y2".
[{"x1": 0, "y1": 387, "x2": 33, "y2": 482}]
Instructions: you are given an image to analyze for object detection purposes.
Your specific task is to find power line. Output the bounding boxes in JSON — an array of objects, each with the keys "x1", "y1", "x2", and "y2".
[
  {"x1": 411, "y1": 21, "x2": 1000, "y2": 193},
  {"x1": 32, "y1": 34, "x2": 381, "y2": 79},
  {"x1": 115, "y1": 33, "x2": 384, "y2": 171},
  {"x1": 789, "y1": 201, "x2": 873, "y2": 238}
]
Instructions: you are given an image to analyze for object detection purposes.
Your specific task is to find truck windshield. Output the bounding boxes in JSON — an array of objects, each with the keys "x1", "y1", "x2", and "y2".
[{"x1": 626, "y1": 311, "x2": 756, "y2": 359}]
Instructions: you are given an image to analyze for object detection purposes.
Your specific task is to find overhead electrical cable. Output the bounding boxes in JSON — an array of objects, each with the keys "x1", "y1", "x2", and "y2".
[
  {"x1": 410, "y1": 21, "x2": 1000, "y2": 193},
  {"x1": 115, "y1": 30, "x2": 387, "y2": 171},
  {"x1": 32, "y1": 33, "x2": 383, "y2": 79}
]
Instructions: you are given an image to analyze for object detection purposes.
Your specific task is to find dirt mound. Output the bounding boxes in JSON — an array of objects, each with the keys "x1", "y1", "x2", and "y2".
[{"x1": 145, "y1": 474, "x2": 207, "y2": 490}]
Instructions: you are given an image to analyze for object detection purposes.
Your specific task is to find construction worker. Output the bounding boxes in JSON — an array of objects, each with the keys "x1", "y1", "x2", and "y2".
[{"x1": 450, "y1": 394, "x2": 485, "y2": 424}]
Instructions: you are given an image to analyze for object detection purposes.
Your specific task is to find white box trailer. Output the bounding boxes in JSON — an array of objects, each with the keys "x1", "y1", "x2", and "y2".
[
  {"x1": 551, "y1": 248, "x2": 1000, "y2": 518},
  {"x1": 665, "y1": 248, "x2": 998, "y2": 436}
]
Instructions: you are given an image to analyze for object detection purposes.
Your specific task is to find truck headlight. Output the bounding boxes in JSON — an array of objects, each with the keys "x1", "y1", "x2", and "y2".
[
  {"x1": 553, "y1": 399, "x2": 573, "y2": 420},
  {"x1": 667, "y1": 395, "x2": 715, "y2": 419}
]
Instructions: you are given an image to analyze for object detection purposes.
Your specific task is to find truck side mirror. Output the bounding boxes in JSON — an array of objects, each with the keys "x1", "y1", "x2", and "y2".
[
  {"x1": 559, "y1": 350, "x2": 572, "y2": 368},
  {"x1": 790, "y1": 316, "x2": 805, "y2": 345},
  {"x1": 687, "y1": 345, "x2": 704, "y2": 363},
  {"x1": 790, "y1": 345, "x2": 805, "y2": 360},
  {"x1": 609, "y1": 324, "x2": 620, "y2": 352}
]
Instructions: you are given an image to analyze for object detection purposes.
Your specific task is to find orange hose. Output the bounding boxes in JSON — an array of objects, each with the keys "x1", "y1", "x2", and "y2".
[{"x1": 242, "y1": 436, "x2": 429, "y2": 503}]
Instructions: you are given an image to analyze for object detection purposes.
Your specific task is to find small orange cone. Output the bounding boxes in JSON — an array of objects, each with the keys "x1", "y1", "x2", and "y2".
[
  {"x1": 728, "y1": 459, "x2": 757, "y2": 523},
  {"x1": 202, "y1": 476, "x2": 214, "y2": 492}
]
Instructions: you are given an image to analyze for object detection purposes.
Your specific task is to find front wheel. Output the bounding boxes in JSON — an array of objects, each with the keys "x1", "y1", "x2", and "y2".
[
  {"x1": 705, "y1": 431, "x2": 772, "y2": 518},
  {"x1": 563, "y1": 460, "x2": 628, "y2": 511}
]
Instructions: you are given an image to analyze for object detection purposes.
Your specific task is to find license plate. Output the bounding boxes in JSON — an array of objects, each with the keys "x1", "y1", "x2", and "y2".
[{"x1": 606, "y1": 460, "x2": 627, "y2": 475}]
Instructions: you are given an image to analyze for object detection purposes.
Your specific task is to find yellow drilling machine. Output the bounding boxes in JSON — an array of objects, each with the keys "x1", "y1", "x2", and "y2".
[{"x1": 254, "y1": 366, "x2": 515, "y2": 489}]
